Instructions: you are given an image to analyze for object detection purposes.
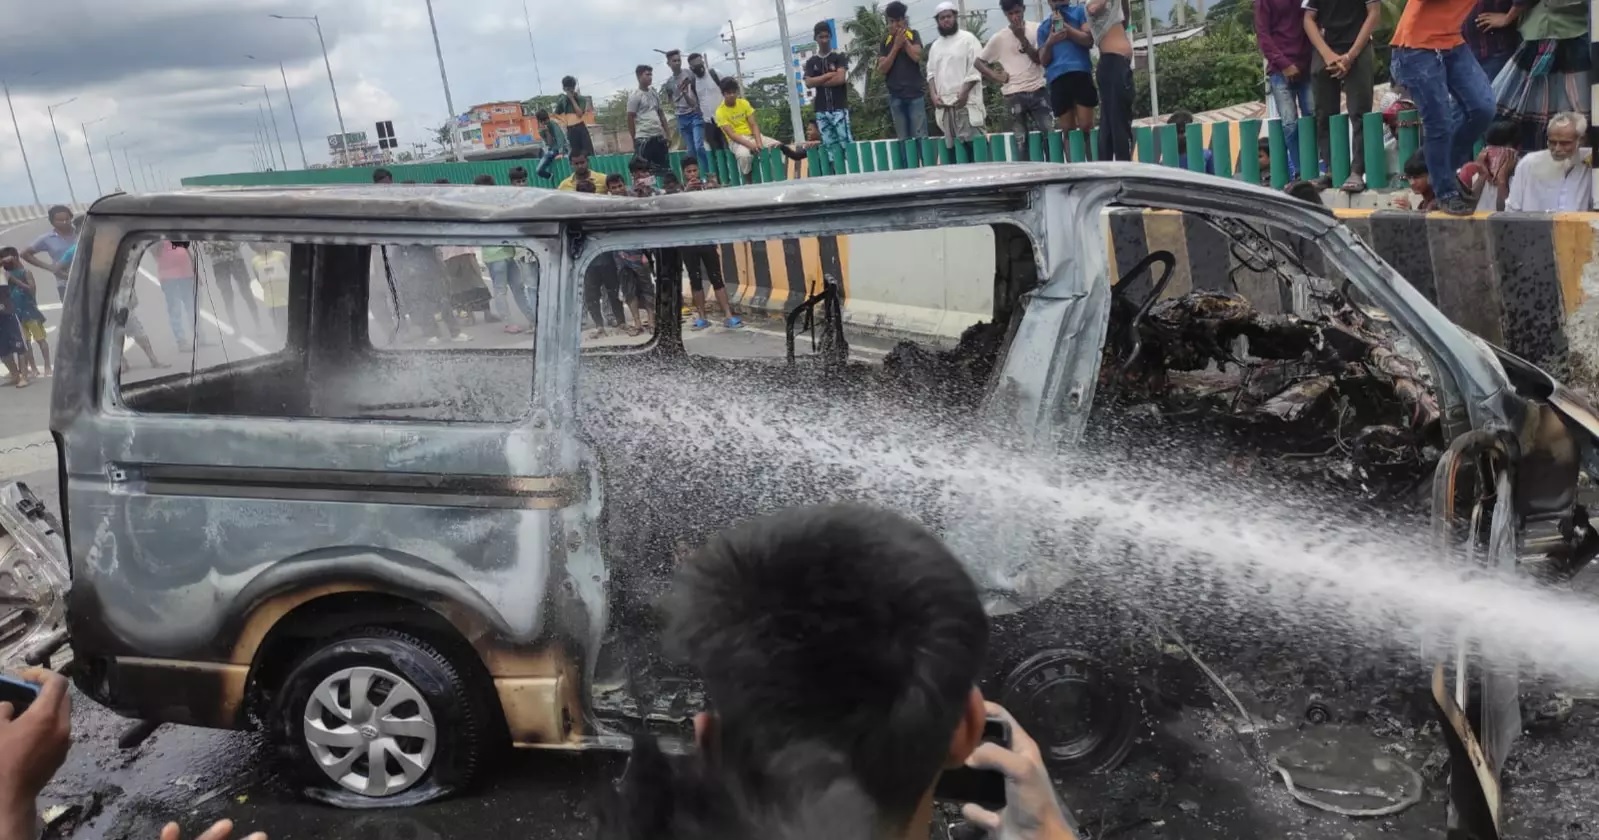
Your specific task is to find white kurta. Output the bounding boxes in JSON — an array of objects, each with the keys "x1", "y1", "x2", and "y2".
[
  {"x1": 1506, "y1": 149, "x2": 1594, "y2": 212},
  {"x1": 926, "y1": 29, "x2": 986, "y2": 127}
]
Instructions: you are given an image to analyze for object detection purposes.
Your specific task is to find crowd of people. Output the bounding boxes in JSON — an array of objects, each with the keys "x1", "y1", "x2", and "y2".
[
  {"x1": 512, "y1": 0, "x2": 1588, "y2": 215},
  {"x1": 1, "y1": 505, "x2": 1082, "y2": 840}
]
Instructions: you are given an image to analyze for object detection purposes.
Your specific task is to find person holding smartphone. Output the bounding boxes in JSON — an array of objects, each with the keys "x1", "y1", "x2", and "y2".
[{"x1": 598, "y1": 505, "x2": 1080, "y2": 840}]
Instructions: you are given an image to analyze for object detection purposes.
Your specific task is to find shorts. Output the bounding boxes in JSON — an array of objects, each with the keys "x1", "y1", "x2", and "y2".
[
  {"x1": 20, "y1": 320, "x2": 44, "y2": 342},
  {"x1": 0, "y1": 314, "x2": 24, "y2": 355},
  {"x1": 1048, "y1": 71, "x2": 1098, "y2": 115}
]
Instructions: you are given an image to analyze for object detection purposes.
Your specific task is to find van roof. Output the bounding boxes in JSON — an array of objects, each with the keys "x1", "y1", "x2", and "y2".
[{"x1": 89, "y1": 163, "x2": 1336, "y2": 226}]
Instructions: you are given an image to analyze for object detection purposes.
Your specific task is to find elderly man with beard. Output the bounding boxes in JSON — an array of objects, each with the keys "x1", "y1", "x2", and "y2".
[
  {"x1": 927, "y1": 1, "x2": 986, "y2": 158},
  {"x1": 1506, "y1": 111, "x2": 1592, "y2": 211}
]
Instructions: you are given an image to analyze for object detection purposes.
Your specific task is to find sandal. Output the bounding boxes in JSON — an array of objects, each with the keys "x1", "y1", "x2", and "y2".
[
  {"x1": 691, "y1": 318, "x2": 710, "y2": 331},
  {"x1": 1340, "y1": 175, "x2": 1367, "y2": 193},
  {"x1": 625, "y1": 324, "x2": 643, "y2": 337},
  {"x1": 15, "y1": 376, "x2": 29, "y2": 388},
  {"x1": 725, "y1": 316, "x2": 744, "y2": 329}
]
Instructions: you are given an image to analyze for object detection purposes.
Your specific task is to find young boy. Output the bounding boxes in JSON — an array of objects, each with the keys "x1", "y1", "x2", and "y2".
[
  {"x1": 1393, "y1": 151, "x2": 1435, "y2": 211},
  {"x1": 715, "y1": 77, "x2": 805, "y2": 177},
  {"x1": 1, "y1": 247, "x2": 49, "y2": 377},
  {"x1": 605, "y1": 174, "x2": 655, "y2": 335},
  {"x1": 628, "y1": 156, "x2": 661, "y2": 196},
  {"x1": 0, "y1": 266, "x2": 27, "y2": 388}
]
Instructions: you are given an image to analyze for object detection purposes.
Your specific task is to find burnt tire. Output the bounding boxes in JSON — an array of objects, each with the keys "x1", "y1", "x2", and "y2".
[
  {"x1": 271, "y1": 627, "x2": 491, "y2": 808},
  {"x1": 998, "y1": 646, "x2": 1139, "y2": 775}
]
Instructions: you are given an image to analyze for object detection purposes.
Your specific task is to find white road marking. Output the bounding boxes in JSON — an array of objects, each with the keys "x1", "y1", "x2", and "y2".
[
  {"x1": 40, "y1": 303, "x2": 61, "y2": 311},
  {"x1": 734, "y1": 323, "x2": 890, "y2": 356},
  {"x1": 136, "y1": 266, "x2": 269, "y2": 355}
]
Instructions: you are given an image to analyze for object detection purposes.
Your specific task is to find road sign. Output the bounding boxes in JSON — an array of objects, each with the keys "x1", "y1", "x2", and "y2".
[{"x1": 376, "y1": 120, "x2": 397, "y2": 150}]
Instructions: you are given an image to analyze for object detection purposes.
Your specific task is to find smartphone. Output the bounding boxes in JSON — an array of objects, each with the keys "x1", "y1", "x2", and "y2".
[
  {"x1": 934, "y1": 714, "x2": 1012, "y2": 810},
  {"x1": 0, "y1": 675, "x2": 40, "y2": 717}
]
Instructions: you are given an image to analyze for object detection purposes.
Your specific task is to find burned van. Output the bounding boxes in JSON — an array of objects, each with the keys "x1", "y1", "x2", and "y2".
[{"x1": 3, "y1": 165, "x2": 1595, "y2": 834}]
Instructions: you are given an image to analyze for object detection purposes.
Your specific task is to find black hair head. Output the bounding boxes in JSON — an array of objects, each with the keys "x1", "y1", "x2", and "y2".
[
  {"x1": 473, "y1": 174, "x2": 496, "y2": 185},
  {"x1": 571, "y1": 148, "x2": 590, "y2": 162},
  {"x1": 718, "y1": 77, "x2": 741, "y2": 93},
  {"x1": 1168, "y1": 110, "x2": 1194, "y2": 129},
  {"x1": 689, "y1": 52, "x2": 704, "y2": 62},
  {"x1": 371, "y1": 168, "x2": 393, "y2": 183},
  {"x1": 814, "y1": 21, "x2": 831, "y2": 36},
  {"x1": 562, "y1": 75, "x2": 577, "y2": 89},
  {"x1": 47, "y1": 204, "x2": 71, "y2": 220},
  {"x1": 535, "y1": 108, "x2": 550, "y2": 120},
  {"x1": 1282, "y1": 180, "x2": 1323, "y2": 204},
  {"x1": 1404, "y1": 150, "x2": 1429, "y2": 178},
  {"x1": 1000, "y1": 0, "x2": 1026, "y2": 11},
  {"x1": 1484, "y1": 119, "x2": 1518, "y2": 148},
  {"x1": 666, "y1": 49, "x2": 682, "y2": 58},
  {"x1": 434, "y1": 177, "x2": 451, "y2": 184},
  {"x1": 0, "y1": 246, "x2": 18, "y2": 258},
  {"x1": 682, "y1": 158, "x2": 700, "y2": 172},
  {"x1": 663, "y1": 505, "x2": 988, "y2": 831},
  {"x1": 605, "y1": 173, "x2": 625, "y2": 186},
  {"x1": 885, "y1": 1, "x2": 909, "y2": 20},
  {"x1": 636, "y1": 64, "x2": 654, "y2": 77},
  {"x1": 629, "y1": 157, "x2": 653, "y2": 174},
  {"x1": 508, "y1": 166, "x2": 529, "y2": 180}
]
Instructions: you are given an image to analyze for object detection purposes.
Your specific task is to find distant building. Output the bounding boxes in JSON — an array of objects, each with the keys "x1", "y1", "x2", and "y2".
[{"x1": 462, "y1": 101, "x2": 543, "y2": 152}]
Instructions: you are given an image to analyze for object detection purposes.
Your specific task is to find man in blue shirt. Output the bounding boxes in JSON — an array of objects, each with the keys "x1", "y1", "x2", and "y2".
[{"x1": 1037, "y1": 0, "x2": 1096, "y2": 133}]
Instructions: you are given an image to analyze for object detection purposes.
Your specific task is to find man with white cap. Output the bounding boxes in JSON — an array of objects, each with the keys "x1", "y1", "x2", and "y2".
[{"x1": 926, "y1": 0, "x2": 986, "y2": 158}]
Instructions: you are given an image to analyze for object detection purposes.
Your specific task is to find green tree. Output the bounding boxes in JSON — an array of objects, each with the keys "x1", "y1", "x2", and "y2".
[
  {"x1": 521, "y1": 94, "x2": 565, "y2": 116},
  {"x1": 434, "y1": 121, "x2": 454, "y2": 149},
  {"x1": 1133, "y1": 24, "x2": 1263, "y2": 117},
  {"x1": 1167, "y1": 1, "x2": 1200, "y2": 25},
  {"x1": 842, "y1": 4, "x2": 896, "y2": 141}
]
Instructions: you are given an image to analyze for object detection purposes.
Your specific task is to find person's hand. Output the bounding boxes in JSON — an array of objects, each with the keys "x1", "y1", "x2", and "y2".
[
  {"x1": 953, "y1": 93, "x2": 970, "y2": 109},
  {"x1": 1283, "y1": 64, "x2": 1301, "y2": 82},
  {"x1": 0, "y1": 668, "x2": 72, "y2": 818},
  {"x1": 1477, "y1": 11, "x2": 1513, "y2": 29},
  {"x1": 159, "y1": 819, "x2": 266, "y2": 840},
  {"x1": 960, "y1": 703, "x2": 1079, "y2": 840},
  {"x1": 995, "y1": 68, "x2": 1011, "y2": 85},
  {"x1": 931, "y1": 93, "x2": 944, "y2": 107},
  {"x1": 1392, "y1": 194, "x2": 1413, "y2": 209}
]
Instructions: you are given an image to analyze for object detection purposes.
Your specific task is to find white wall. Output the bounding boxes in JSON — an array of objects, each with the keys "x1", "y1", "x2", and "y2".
[{"x1": 842, "y1": 226, "x2": 996, "y2": 338}]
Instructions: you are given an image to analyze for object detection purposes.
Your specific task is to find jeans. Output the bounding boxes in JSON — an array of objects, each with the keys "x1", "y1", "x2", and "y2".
[
  {"x1": 1004, "y1": 89, "x2": 1055, "y2": 160},
  {"x1": 1311, "y1": 44, "x2": 1374, "y2": 178},
  {"x1": 889, "y1": 95, "x2": 928, "y2": 140},
  {"x1": 160, "y1": 276, "x2": 196, "y2": 346},
  {"x1": 1391, "y1": 45, "x2": 1496, "y2": 200},
  {"x1": 1268, "y1": 71, "x2": 1314, "y2": 177},
  {"x1": 536, "y1": 147, "x2": 559, "y2": 180},
  {"x1": 487, "y1": 259, "x2": 538, "y2": 327},
  {"x1": 1096, "y1": 53, "x2": 1136, "y2": 161},
  {"x1": 1477, "y1": 52, "x2": 1510, "y2": 87},
  {"x1": 677, "y1": 112, "x2": 708, "y2": 172}
]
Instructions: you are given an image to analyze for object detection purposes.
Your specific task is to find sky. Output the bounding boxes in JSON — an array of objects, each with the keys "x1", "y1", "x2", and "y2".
[{"x1": 0, "y1": 0, "x2": 1182, "y2": 204}]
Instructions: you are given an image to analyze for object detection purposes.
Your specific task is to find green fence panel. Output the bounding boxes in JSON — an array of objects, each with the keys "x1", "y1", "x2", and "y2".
[
  {"x1": 846, "y1": 142, "x2": 863, "y2": 173},
  {"x1": 1088, "y1": 128, "x2": 1100, "y2": 160},
  {"x1": 1296, "y1": 115, "x2": 1318, "y2": 182},
  {"x1": 1134, "y1": 126, "x2": 1155, "y2": 163},
  {"x1": 1397, "y1": 110, "x2": 1419, "y2": 185},
  {"x1": 1067, "y1": 129, "x2": 1087, "y2": 162},
  {"x1": 1024, "y1": 131, "x2": 1041, "y2": 162},
  {"x1": 918, "y1": 138, "x2": 937, "y2": 167},
  {"x1": 973, "y1": 137, "x2": 991, "y2": 162},
  {"x1": 1362, "y1": 112, "x2": 1387, "y2": 191},
  {"x1": 1158, "y1": 125, "x2": 1180, "y2": 168},
  {"x1": 861, "y1": 142, "x2": 876, "y2": 173},
  {"x1": 989, "y1": 134, "x2": 1008, "y2": 162},
  {"x1": 1212, "y1": 127, "x2": 1232, "y2": 179},
  {"x1": 1267, "y1": 119, "x2": 1289, "y2": 188},
  {"x1": 1184, "y1": 123, "x2": 1204, "y2": 172},
  {"x1": 1047, "y1": 131, "x2": 1064, "y2": 162},
  {"x1": 889, "y1": 141, "x2": 907, "y2": 170},
  {"x1": 876, "y1": 141, "x2": 892, "y2": 171},
  {"x1": 953, "y1": 140, "x2": 968, "y2": 164},
  {"x1": 834, "y1": 145, "x2": 851, "y2": 174},
  {"x1": 1328, "y1": 113, "x2": 1351, "y2": 186}
]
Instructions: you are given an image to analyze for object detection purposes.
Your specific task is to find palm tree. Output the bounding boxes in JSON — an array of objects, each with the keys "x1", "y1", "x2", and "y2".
[{"x1": 843, "y1": 4, "x2": 888, "y2": 86}]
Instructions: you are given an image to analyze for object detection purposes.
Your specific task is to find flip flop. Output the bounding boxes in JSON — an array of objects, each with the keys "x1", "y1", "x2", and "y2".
[{"x1": 691, "y1": 318, "x2": 710, "y2": 330}]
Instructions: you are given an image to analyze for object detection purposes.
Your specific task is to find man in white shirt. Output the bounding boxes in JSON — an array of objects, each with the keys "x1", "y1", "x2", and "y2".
[
  {"x1": 627, "y1": 64, "x2": 670, "y2": 173},
  {"x1": 977, "y1": 0, "x2": 1051, "y2": 161},
  {"x1": 1507, "y1": 111, "x2": 1593, "y2": 213},
  {"x1": 926, "y1": 1, "x2": 986, "y2": 159},
  {"x1": 688, "y1": 53, "x2": 728, "y2": 162}
]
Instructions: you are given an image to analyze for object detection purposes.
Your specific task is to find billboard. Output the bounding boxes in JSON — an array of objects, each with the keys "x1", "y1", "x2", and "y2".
[{"x1": 326, "y1": 131, "x2": 369, "y2": 150}]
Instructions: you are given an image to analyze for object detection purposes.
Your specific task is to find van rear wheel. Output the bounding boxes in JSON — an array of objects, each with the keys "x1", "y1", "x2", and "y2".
[{"x1": 272, "y1": 627, "x2": 490, "y2": 807}]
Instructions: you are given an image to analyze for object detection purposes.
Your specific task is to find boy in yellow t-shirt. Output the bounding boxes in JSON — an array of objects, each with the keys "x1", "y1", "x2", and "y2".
[{"x1": 715, "y1": 77, "x2": 801, "y2": 176}]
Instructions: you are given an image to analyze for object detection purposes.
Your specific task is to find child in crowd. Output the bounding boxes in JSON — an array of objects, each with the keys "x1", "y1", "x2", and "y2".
[
  {"x1": 1394, "y1": 151, "x2": 1436, "y2": 211},
  {"x1": 249, "y1": 244, "x2": 292, "y2": 334},
  {"x1": 605, "y1": 173, "x2": 655, "y2": 336},
  {"x1": 1473, "y1": 120, "x2": 1520, "y2": 212},
  {"x1": 0, "y1": 264, "x2": 28, "y2": 388},
  {"x1": 1, "y1": 247, "x2": 49, "y2": 377},
  {"x1": 1257, "y1": 137, "x2": 1273, "y2": 185},
  {"x1": 629, "y1": 157, "x2": 661, "y2": 196},
  {"x1": 1282, "y1": 180, "x2": 1325, "y2": 206}
]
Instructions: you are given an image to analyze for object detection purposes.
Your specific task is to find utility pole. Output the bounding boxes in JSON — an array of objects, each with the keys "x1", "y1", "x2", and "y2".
[
  {"x1": 425, "y1": 0, "x2": 464, "y2": 161},
  {"x1": 46, "y1": 97, "x2": 79, "y2": 206},
  {"x1": 248, "y1": 55, "x2": 310, "y2": 168},
  {"x1": 773, "y1": 0, "x2": 805, "y2": 143},
  {"x1": 270, "y1": 15, "x2": 349, "y2": 166},
  {"x1": 242, "y1": 84, "x2": 288, "y2": 169},
  {"x1": 81, "y1": 118, "x2": 106, "y2": 196},
  {"x1": 106, "y1": 131, "x2": 124, "y2": 190},
  {"x1": 1143, "y1": 0, "x2": 1159, "y2": 117},
  {"x1": 723, "y1": 20, "x2": 746, "y2": 82},
  {"x1": 2, "y1": 79, "x2": 40, "y2": 205},
  {"x1": 122, "y1": 146, "x2": 136, "y2": 191}
]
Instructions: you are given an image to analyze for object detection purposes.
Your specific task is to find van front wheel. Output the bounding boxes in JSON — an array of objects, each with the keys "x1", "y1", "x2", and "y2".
[{"x1": 271, "y1": 627, "x2": 489, "y2": 807}]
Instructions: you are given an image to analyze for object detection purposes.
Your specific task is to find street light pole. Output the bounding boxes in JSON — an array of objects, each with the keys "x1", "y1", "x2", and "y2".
[
  {"x1": 242, "y1": 83, "x2": 288, "y2": 169},
  {"x1": 773, "y1": 0, "x2": 805, "y2": 144},
  {"x1": 256, "y1": 101, "x2": 279, "y2": 168},
  {"x1": 81, "y1": 117, "x2": 106, "y2": 196},
  {"x1": 271, "y1": 14, "x2": 349, "y2": 166},
  {"x1": 247, "y1": 55, "x2": 310, "y2": 168},
  {"x1": 122, "y1": 145, "x2": 137, "y2": 192},
  {"x1": 46, "y1": 97, "x2": 79, "y2": 206},
  {"x1": 2, "y1": 77, "x2": 42, "y2": 205},
  {"x1": 521, "y1": 0, "x2": 544, "y2": 95},
  {"x1": 424, "y1": 0, "x2": 463, "y2": 161},
  {"x1": 106, "y1": 131, "x2": 125, "y2": 190}
]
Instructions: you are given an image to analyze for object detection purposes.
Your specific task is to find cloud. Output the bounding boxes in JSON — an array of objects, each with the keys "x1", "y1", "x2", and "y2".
[{"x1": 0, "y1": 0, "x2": 1043, "y2": 204}]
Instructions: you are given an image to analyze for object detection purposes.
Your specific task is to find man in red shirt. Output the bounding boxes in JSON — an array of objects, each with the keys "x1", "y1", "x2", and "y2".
[{"x1": 1388, "y1": 0, "x2": 1497, "y2": 215}]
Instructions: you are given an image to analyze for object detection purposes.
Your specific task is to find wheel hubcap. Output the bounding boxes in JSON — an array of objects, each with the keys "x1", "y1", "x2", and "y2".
[{"x1": 303, "y1": 666, "x2": 437, "y2": 797}]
